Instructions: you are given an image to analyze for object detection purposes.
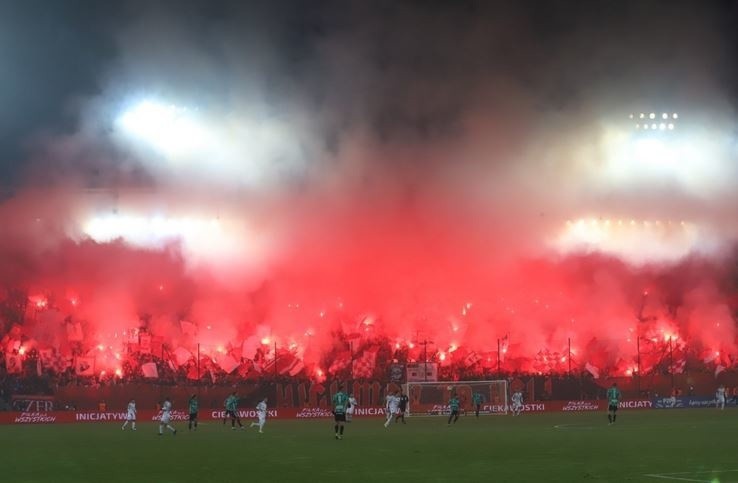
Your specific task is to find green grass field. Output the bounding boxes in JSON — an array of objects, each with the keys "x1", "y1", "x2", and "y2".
[{"x1": 1, "y1": 410, "x2": 735, "y2": 483}]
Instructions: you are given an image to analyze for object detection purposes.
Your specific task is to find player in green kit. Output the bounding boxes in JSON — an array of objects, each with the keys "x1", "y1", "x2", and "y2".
[
  {"x1": 188, "y1": 394, "x2": 198, "y2": 431},
  {"x1": 224, "y1": 392, "x2": 244, "y2": 430},
  {"x1": 332, "y1": 385, "x2": 349, "y2": 439},
  {"x1": 472, "y1": 392, "x2": 483, "y2": 418},
  {"x1": 607, "y1": 382, "x2": 621, "y2": 425},
  {"x1": 448, "y1": 394, "x2": 460, "y2": 425}
]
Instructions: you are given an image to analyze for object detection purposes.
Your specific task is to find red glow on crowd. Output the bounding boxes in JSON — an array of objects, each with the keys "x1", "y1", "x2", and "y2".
[{"x1": 0, "y1": 196, "x2": 735, "y2": 384}]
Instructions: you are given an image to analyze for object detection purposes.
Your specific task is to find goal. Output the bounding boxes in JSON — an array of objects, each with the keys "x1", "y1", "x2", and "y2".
[{"x1": 404, "y1": 380, "x2": 508, "y2": 416}]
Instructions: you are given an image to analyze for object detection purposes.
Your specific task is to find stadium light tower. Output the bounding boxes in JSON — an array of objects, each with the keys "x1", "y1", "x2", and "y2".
[
  {"x1": 629, "y1": 111, "x2": 678, "y2": 132},
  {"x1": 625, "y1": 110, "x2": 684, "y2": 168}
]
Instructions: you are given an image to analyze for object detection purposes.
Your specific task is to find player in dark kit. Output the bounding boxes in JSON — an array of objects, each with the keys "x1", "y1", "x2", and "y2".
[
  {"x1": 473, "y1": 392, "x2": 483, "y2": 417},
  {"x1": 332, "y1": 385, "x2": 349, "y2": 439},
  {"x1": 607, "y1": 382, "x2": 621, "y2": 425},
  {"x1": 224, "y1": 392, "x2": 244, "y2": 429},
  {"x1": 448, "y1": 395, "x2": 460, "y2": 425},
  {"x1": 395, "y1": 392, "x2": 409, "y2": 424},
  {"x1": 188, "y1": 394, "x2": 199, "y2": 431}
]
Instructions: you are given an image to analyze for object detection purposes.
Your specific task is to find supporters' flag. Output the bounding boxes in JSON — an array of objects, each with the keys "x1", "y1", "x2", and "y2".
[
  {"x1": 4, "y1": 338, "x2": 20, "y2": 353},
  {"x1": 715, "y1": 365, "x2": 726, "y2": 377},
  {"x1": 280, "y1": 354, "x2": 303, "y2": 375},
  {"x1": 703, "y1": 352, "x2": 719, "y2": 364},
  {"x1": 74, "y1": 357, "x2": 95, "y2": 376},
  {"x1": 328, "y1": 350, "x2": 352, "y2": 374},
  {"x1": 673, "y1": 358, "x2": 687, "y2": 374},
  {"x1": 237, "y1": 361, "x2": 253, "y2": 377},
  {"x1": 584, "y1": 362, "x2": 600, "y2": 379},
  {"x1": 51, "y1": 353, "x2": 72, "y2": 372},
  {"x1": 139, "y1": 333, "x2": 152, "y2": 354},
  {"x1": 241, "y1": 336, "x2": 260, "y2": 359},
  {"x1": 217, "y1": 355, "x2": 240, "y2": 374},
  {"x1": 264, "y1": 351, "x2": 303, "y2": 375},
  {"x1": 186, "y1": 365, "x2": 200, "y2": 380},
  {"x1": 353, "y1": 347, "x2": 379, "y2": 378},
  {"x1": 39, "y1": 349, "x2": 55, "y2": 368},
  {"x1": 464, "y1": 351, "x2": 481, "y2": 367},
  {"x1": 288, "y1": 360, "x2": 305, "y2": 376},
  {"x1": 5, "y1": 353, "x2": 23, "y2": 374},
  {"x1": 126, "y1": 328, "x2": 139, "y2": 344},
  {"x1": 358, "y1": 314, "x2": 376, "y2": 332},
  {"x1": 173, "y1": 347, "x2": 193, "y2": 366},
  {"x1": 141, "y1": 362, "x2": 158, "y2": 378},
  {"x1": 151, "y1": 336, "x2": 164, "y2": 357},
  {"x1": 180, "y1": 320, "x2": 197, "y2": 336},
  {"x1": 66, "y1": 321, "x2": 83, "y2": 342}
]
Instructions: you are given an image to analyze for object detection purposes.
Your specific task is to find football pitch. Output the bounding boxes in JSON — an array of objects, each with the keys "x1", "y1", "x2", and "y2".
[{"x1": 1, "y1": 410, "x2": 735, "y2": 483}]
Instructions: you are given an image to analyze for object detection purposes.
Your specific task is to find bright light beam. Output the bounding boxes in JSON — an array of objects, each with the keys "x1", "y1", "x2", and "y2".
[{"x1": 116, "y1": 100, "x2": 210, "y2": 157}]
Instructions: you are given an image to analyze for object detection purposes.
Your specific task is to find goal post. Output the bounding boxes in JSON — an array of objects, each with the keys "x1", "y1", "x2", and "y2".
[{"x1": 404, "y1": 380, "x2": 508, "y2": 417}]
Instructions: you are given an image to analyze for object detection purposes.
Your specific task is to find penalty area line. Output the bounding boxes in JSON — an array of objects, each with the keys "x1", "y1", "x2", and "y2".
[{"x1": 643, "y1": 469, "x2": 738, "y2": 482}]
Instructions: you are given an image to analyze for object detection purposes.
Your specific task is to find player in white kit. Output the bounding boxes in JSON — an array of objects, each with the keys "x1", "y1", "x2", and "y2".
[
  {"x1": 346, "y1": 394, "x2": 358, "y2": 422},
  {"x1": 384, "y1": 391, "x2": 399, "y2": 428},
  {"x1": 716, "y1": 385, "x2": 726, "y2": 410},
  {"x1": 158, "y1": 397, "x2": 177, "y2": 436},
  {"x1": 250, "y1": 397, "x2": 268, "y2": 433},
  {"x1": 121, "y1": 399, "x2": 136, "y2": 431},
  {"x1": 511, "y1": 391, "x2": 523, "y2": 416}
]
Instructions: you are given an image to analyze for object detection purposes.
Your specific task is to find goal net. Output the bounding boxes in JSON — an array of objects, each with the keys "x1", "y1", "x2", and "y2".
[{"x1": 404, "y1": 380, "x2": 508, "y2": 416}]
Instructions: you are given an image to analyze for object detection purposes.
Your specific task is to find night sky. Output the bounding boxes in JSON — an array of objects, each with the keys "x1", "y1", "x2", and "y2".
[{"x1": 1, "y1": 0, "x2": 737, "y2": 188}]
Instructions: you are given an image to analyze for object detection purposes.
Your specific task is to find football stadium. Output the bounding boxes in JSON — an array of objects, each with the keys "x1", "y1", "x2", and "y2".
[{"x1": 1, "y1": 1, "x2": 738, "y2": 482}]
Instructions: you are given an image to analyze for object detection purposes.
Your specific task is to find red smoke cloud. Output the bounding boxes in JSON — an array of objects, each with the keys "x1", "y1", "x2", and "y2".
[{"x1": 1, "y1": 187, "x2": 735, "y2": 379}]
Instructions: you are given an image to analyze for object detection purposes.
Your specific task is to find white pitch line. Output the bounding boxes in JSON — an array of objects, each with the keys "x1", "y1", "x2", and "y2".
[
  {"x1": 643, "y1": 469, "x2": 738, "y2": 482},
  {"x1": 552, "y1": 424, "x2": 596, "y2": 430},
  {"x1": 658, "y1": 470, "x2": 738, "y2": 475},
  {"x1": 642, "y1": 474, "x2": 709, "y2": 482}
]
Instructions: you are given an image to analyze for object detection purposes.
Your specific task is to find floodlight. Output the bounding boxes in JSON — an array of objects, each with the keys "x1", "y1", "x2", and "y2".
[
  {"x1": 553, "y1": 217, "x2": 700, "y2": 263},
  {"x1": 649, "y1": 113, "x2": 656, "y2": 119},
  {"x1": 116, "y1": 99, "x2": 209, "y2": 156}
]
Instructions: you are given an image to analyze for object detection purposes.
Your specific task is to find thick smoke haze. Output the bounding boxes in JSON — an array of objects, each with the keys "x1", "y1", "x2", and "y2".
[{"x1": 1, "y1": 0, "x2": 737, "y2": 378}]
